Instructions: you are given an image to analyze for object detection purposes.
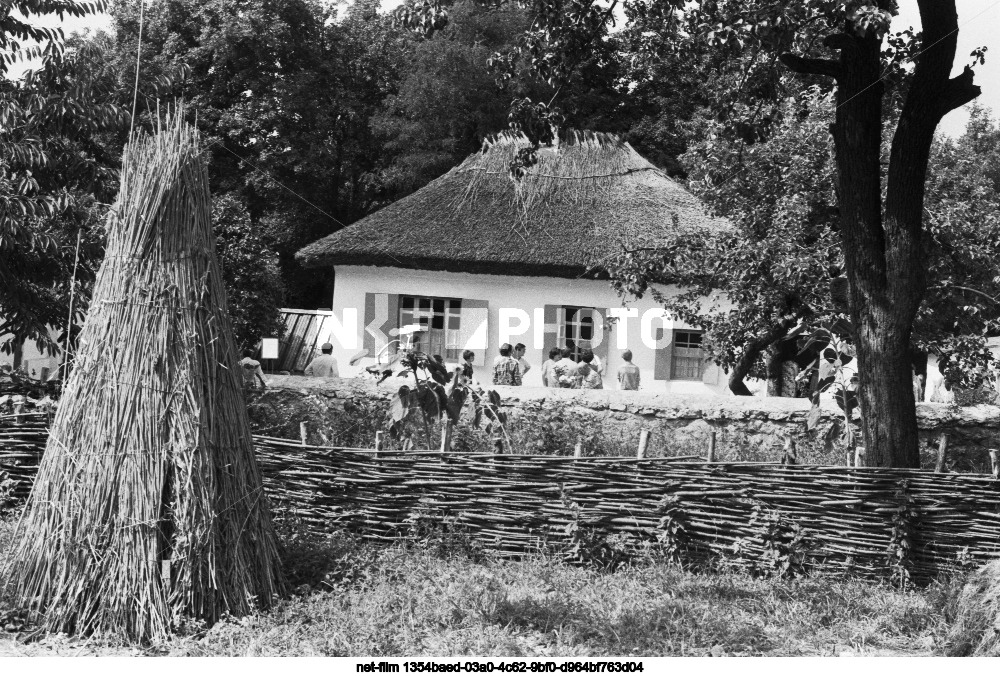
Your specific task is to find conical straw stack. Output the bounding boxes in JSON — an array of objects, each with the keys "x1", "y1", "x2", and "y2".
[{"x1": 4, "y1": 108, "x2": 283, "y2": 641}]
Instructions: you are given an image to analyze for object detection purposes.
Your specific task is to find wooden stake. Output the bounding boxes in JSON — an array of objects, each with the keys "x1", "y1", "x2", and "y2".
[
  {"x1": 707, "y1": 431, "x2": 717, "y2": 463},
  {"x1": 637, "y1": 430, "x2": 650, "y2": 459},
  {"x1": 574, "y1": 440, "x2": 583, "y2": 459},
  {"x1": 935, "y1": 434, "x2": 949, "y2": 473},
  {"x1": 854, "y1": 446, "x2": 865, "y2": 468},
  {"x1": 299, "y1": 422, "x2": 308, "y2": 446},
  {"x1": 374, "y1": 431, "x2": 384, "y2": 457},
  {"x1": 440, "y1": 421, "x2": 453, "y2": 454},
  {"x1": 990, "y1": 449, "x2": 999, "y2": 479}
]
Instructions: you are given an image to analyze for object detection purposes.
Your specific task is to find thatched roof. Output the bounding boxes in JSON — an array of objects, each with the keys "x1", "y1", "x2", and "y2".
[{"x1": 296, "y1": 130, "x2": 730, "y2": 279}]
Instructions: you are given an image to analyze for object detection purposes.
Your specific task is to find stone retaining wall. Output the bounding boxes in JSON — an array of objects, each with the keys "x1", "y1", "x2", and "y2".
[{"x1": 247, "y1": 375, "x2": 1000, "y2": 471}]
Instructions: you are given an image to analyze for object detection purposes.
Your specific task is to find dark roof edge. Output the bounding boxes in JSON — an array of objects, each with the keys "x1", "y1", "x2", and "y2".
[{"x1": 297, "y1": 251, "x2": 610, "y2": 280}]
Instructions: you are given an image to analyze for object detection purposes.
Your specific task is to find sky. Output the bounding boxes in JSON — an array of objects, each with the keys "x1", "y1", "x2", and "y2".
[{"x1": 11, "y1": 0, "x2": 1000, "y2": 138}]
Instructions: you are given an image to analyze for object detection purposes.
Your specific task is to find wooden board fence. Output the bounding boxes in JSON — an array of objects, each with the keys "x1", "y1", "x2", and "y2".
[{"x1": 3, "y1": 412, "x2": 1000, "y2": 581}]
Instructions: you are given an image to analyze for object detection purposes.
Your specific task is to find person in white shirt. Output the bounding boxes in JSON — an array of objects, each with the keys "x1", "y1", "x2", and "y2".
[
  {"x1": 514, "y1": 343, "x2": 531, "y2": 378},
  {"x1": 304, "y1": 342, "x2": 340, "y2": 378}
]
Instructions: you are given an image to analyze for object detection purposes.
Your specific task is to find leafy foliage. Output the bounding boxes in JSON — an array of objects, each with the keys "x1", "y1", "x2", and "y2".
[
  {"x1": 1, "y1": 30, "x2": 127, "y2": 353},
  {"x1": 212, "y1": 193, "x2": 285, "y2": 351}
]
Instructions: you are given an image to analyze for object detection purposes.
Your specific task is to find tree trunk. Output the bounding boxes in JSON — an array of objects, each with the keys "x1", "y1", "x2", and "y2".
[
  {"x1": 780, "y1": 1, "x2": 979, "y2": 466},
  {"x1": 727, "y1": 316, "x2": 800, "y2": 396},
  {"x1": 766, "y1": 345, "x2": 783, "y2": 396}
]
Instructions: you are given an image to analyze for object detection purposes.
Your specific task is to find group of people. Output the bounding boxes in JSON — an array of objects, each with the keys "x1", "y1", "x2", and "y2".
[
  {"x1": 242, "y1": 340, "x2": 643, "y2": 391},
  {"x1": 485, "y1": 343, "x2": 641, "y2": 390}
]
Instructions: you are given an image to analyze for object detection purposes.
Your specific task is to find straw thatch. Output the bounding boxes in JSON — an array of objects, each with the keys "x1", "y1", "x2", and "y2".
[
  {"x1": 296, "y1": 130, "x2": 729, "y2": 278},
  {"x1": 3, "y1": 112, "x2": 282, "y2": 641}
]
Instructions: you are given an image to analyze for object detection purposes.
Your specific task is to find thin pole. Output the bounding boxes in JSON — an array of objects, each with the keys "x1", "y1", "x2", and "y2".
[
  {"x1": 935, "y1": 434, "x2": 949, "y2": 473},
  {"x1": 636, "y1": 430, "x2": 650, "y2": 459},
  {"x1": 129, "y1": 0, "x2": 146, "y2": 136},
  {"x1": 61, "y1": 228, "x2": 82, "y2": 382}
]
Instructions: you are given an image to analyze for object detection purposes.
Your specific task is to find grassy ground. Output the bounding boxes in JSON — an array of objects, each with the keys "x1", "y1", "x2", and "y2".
[{"x1": 0, "y1": 513, "x2": 964, "y2": 657}]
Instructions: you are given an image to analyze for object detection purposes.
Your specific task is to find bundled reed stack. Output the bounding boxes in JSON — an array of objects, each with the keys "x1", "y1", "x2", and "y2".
[{"x1": 4, "y1": 111, "x2": 282, "y2": 641}]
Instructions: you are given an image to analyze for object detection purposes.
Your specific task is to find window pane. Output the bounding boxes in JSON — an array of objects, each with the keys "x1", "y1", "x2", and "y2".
[
  {"x1": 432, "y1": 315, "x2": 444, "y2": 330},
  {"x1": 448, "y1": 315, "x2": 460, "y2": 330},
  {"x1": 433, "y1": 299, "x2": 444, "y2": 313},
  {"x1": 419, "y1": 298, "x2": 430, "y2": 311}
]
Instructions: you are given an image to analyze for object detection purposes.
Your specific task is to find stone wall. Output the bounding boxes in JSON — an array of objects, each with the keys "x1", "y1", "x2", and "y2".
[{"x1": 247, "y1": 375, "x2": 1000, "y2": 471}]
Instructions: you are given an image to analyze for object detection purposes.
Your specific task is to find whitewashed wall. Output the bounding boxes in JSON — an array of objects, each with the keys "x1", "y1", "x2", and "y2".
[
  {"x1": 0, "y1": 332, "x2": 60, "y2": 380},
  {"x1": 327, "y1": 264, "x2": 745, "y2": 396}
]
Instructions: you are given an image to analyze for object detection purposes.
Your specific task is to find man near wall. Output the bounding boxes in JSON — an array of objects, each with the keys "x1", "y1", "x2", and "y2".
[
  {"x1": 305, "y1": 343, "x2": 340, "y2": 378},
  {"x1": 514, "y1": 343, "x2": 531, "y2": 379}
]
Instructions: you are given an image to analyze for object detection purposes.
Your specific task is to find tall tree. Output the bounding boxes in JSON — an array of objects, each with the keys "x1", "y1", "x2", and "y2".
[
  {"x1": 1, "y1": 17, "x2": 127, "y2": 357},
  {"x1": 108, "y1": 0, "x2": 409, "y2": 307}
]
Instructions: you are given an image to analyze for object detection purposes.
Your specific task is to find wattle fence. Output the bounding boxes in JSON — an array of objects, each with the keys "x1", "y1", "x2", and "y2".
[{"x1": 3, "y1": 412, "x2": 1000, "y2": 582}]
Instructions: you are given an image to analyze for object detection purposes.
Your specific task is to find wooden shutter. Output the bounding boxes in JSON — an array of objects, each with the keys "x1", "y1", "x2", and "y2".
[
  {"x1": 593, "y1": 308, "x2": 610, "y2": 371},
  {"x1": 363, "y1": 292, "x2": 399, "y2": 354},
  {"x1": 458, "y1": 299, "x2": 489, "y2": 351},
  {"x1": 652, "y1": 327, "x2": 673, "y2": 380}
]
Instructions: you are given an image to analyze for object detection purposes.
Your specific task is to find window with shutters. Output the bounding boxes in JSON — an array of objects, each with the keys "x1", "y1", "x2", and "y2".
[
  {"x1": 562, "y1": 306, "x2": 597, "y2": 361},
  {"x1": 670, "y1": 330, "x2": 705, "y2": 380},
  {"x1": 399, "y1": 296, "x2": 463, "y2": 359}
]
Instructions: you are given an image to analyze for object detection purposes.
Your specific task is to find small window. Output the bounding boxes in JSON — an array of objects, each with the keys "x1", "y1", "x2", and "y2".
[
  {"x1": 562, "y1": 306, "x2": 597, "y2": 361},
  {"x1": 399, "y1": 295, "x2": 463, "y2": 359},
  {"x1": 671, "y1": 330, "x2": 704, "y2": 381}
]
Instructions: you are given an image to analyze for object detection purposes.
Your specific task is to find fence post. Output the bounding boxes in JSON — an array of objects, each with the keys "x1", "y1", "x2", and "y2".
[
  {"x1": 574, "y1": 439, "x2": 583, "y2": 459},
  {"x1": 375, "y1": 430, "x2": 384, "y2": 457},
  {"x1": 637, "y1": 430, "x2": 650, "y2": 459},
  {"x1": 707, "y1": 431, "x2": 717, "y2": 463},
  {"x1": 440, "y1": 421, "x2": 453, "y2": 454},
  {"x1": 854, "y1": 446, "x2": 865, "y2": 468},
  {"x1": 935, "y1": 434, "x2": 949, "y2": 473},
  {"x1": 990, "y1": 449, "x2": 999, "y2": 479},
  {"x1": 299, "y1": 422, "x2": 308, "y2": 446}
]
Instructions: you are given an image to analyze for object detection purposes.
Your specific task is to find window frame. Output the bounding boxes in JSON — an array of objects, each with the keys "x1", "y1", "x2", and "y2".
[
  {"x1": 398, "y1": 295, "x2": 463, "y2": 360},
  {"x1": 670, "y1": 329, "x2": 705, "y2": 381},
  {"x1": 561, "y1": 306, "x2": 598, "y2": 361}
]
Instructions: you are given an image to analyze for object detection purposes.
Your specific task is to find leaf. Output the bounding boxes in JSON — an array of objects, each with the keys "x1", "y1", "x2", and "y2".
[
  {"x1": 806, "y1": 402, "x2": 821, "y2": 431},
  {"x1": 389, "y1": 393, "x2": 409, "y2": 423},
  {"x1": 446, "y1": 388, "x2": 467, "y2": 423},
  {"x1": 834, "y1": 388, "x2": 859, "y2": 418}
]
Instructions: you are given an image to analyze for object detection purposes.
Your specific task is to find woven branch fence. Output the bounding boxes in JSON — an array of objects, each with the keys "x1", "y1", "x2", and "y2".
[{"x1": 4, "y1": 412, "x2": 1000, "y2": 582}]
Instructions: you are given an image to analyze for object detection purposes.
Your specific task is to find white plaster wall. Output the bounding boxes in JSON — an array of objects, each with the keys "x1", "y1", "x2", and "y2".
[
  {"x1": 328, "y1": 265, "x2": 740, "y2": 396},
  {"x1": 0, "y1": 332, "x2": 61, "y2": 380},
  {"x1": 923, "y1": 337, "x2": 1000, "y2": 403}
]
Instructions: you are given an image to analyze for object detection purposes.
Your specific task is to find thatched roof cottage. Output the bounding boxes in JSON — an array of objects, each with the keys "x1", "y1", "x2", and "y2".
[{"x1": 295, "y1": 130, "x2": 731, "y2": 393}]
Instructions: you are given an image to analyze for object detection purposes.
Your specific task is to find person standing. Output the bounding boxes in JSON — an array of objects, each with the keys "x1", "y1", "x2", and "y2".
[
  {"x1": 492, "y1": 343, "x2": 521, "y2": 386},
  {"x1": 240, "y1": 348, "x2": 267, "y2": 389},
  {"x1": 553, "y1": 347, "x2": 579, "y2": 388},
  {"x1": 582, "y1": 348, "x2": 604, "y2": 376},
  {"x1": 514, "y1": 343, "x2": 531, "y2": 379},
  {"x1": 617, "y1": 349, "x2": 640, "y2": 390},
  {"x1": 541, "y1": 347, "x2": 561, "y2": 387},
  {"x1": 580, "y1": 351, "x2": 603, "y2": 389},
  {"x1": 461, "y1": 350, "x2": 477, "y2": 385},
  {"x1": 304, "y1": 342, "x2": 340, "y2": 377}
]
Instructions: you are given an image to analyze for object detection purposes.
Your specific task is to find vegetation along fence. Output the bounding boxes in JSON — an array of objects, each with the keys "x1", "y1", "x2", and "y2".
[{"x1": 3, "y1": 412, "x2": 1000, "y2": 583}]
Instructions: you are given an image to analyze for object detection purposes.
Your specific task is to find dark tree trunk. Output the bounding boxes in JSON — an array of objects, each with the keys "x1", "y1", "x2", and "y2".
[
  {"x1": 727, "y1": 316, "x2": 800, "y2": 396},
  {"x1": 766, "y1": 346, "x2": 782, "y2": 397},
  {"x1": 781, "y1": 0, "x2": 979, "y2": 467}
]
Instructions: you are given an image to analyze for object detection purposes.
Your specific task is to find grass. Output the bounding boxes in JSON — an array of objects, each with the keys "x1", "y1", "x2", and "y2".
[{"x1": 0, "y1": 510, "x2": 967, "y2": 657}]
